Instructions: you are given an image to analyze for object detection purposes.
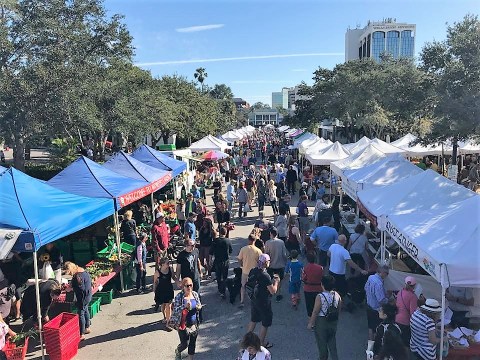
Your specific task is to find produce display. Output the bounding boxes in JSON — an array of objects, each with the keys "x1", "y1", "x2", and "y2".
[{"x1": 160, "y1": 201, "x2": 177, "y2": 220}]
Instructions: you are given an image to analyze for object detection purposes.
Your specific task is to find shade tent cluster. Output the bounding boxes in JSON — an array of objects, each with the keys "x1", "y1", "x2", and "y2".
[
  {"x1": 219, "y1": 126, "x2": 256, "y2": 145},
  {"x1": 305, "y1": 141, "x2": 351, "y2": 165},
  {"x1": 189, "y1": 135, "x2": 231, "y2": 152},
  {"x1": 131, "y1": 144, "x2": 187, "y2": 177},
  {"x1": 391, "y1": 133, "x2": 480, "y2": 156}
]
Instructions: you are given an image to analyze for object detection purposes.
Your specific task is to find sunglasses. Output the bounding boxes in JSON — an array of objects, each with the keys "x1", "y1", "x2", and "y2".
[{"x1": 184, "y1": 284, "x2": 193, "y2": 288}]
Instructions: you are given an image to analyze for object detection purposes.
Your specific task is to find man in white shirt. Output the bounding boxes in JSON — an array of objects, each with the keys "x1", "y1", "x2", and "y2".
[{"x1": 328, "y1": 235, "x2": 367, "y2": 298}]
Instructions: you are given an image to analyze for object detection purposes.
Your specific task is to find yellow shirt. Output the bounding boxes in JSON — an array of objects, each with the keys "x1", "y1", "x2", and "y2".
[{"x1": 237, "y1": 245, "x2": 262, "y2": 275}]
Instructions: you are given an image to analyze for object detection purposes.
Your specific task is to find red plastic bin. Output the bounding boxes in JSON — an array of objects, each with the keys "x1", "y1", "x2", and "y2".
[
  {"x1": 44, "y1": 312, "x2": 80, "y2": 360},
  {"x1": 3, "y1": 337, "x2": 29, "y2": 360}
]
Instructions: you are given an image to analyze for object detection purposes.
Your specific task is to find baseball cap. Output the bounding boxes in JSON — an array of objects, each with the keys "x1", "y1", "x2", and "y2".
[
  {"x1": 155, "y1": 212, "x2": 164, "y2": 219},
  {"x1": 420, "y1": 299, "x2": 442, "y2": 313},
  {"x1": 302, "y1": 182, "x2": 308, "y2": 186},
  {"x1": 405, "y1": 276, "x2": 416, "y2": 286}
]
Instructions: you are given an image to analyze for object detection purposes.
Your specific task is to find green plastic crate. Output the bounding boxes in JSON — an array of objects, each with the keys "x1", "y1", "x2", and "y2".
[
  {"x1": 93, "y1": 289, "x2": 114, "y2": 305},
  {"x1": 72, "y1": 297, "x2": 101, "y2": 318},
  {"x1": 156, "y1": 144, "x2": 176, "y2": 151},
  {"x1": 97, "y1": 242, "x2": 134, "y2": 259}
]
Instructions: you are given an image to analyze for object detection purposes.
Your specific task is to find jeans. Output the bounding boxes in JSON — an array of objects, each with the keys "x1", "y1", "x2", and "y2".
[
  {"x1": 238, "y1": 202, "x2": 247, "y2": 218},
  {"x1": 78, "y1": 303, "x2": 91, "y2": 335},
  {"x1": 215, "y1": 260, "x2": 229, "y2": 295},
  {"x1": 317, "y1": 250, "x2": 328, "y2": 267},
  {"x1": 287, "y1": 181, "x2": 295, "y2": 194},
  {"x1": 136, "y1": 264, "x2": 146, "y2": 290},
  {"x1": 314, "y1": 316, "x2": 338, "y2": 360},
  {"x1": 329, "y1": 271, "x2": 347, "y2": 298},
  {"x1": 270, "y1": 200, "x2": 278, "y2": 215},
  {"x1": 227, "y1": 199, "x2": 233, "y2": 214},
  {"x1": 258, "y1": 198, "x2": 265, "y2": 212},
  {"x1": 304, "y1": 291, "x2": 319, "y2": 317},
  {"x1": 177, "y1": 329, "x2": 198, "y2": 355}
]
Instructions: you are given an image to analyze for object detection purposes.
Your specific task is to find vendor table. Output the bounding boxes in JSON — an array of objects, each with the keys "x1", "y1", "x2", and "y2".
[{"x1": 447, "y1": 343, "x2": 480, "y2": 360}]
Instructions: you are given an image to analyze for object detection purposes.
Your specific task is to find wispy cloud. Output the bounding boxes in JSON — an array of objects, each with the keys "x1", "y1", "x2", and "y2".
[
  {"x1": 175, "y1": 24, "x2": 224, "y2": 33},
  {"x1": 136, "y1": 52, "x2": 343, "y2": 67},
  {"x1": 292, "y1": 68, "x2": 308, "y2": 72}
]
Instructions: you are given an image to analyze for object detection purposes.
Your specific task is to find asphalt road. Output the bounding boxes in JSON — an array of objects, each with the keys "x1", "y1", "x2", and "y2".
[{"x1": 27, "y1": 188, "x2": 368, "y2": 360}]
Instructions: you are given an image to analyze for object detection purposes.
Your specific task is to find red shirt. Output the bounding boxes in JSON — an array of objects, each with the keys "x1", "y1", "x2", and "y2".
[
  {"x1": 151, "y1": 222, "x2": 169, "y2": 252},
  {"x1": 302, "y1": 263, "x2": 324, "y2": 292}
]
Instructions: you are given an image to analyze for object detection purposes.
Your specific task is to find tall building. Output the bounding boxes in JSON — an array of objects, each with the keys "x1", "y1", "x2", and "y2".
[
  {"x1": 272, "y1": 88, "x2": 289, "y2": 109},
  {"x1": 345, "y1": 19, "x2": 416, "y2": 62}
]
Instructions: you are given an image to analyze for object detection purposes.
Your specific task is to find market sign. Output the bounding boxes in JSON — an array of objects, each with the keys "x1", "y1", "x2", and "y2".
[
  {"x1": 357, "y1": 199, "x2": 378, "y2": 228},
  {"x1": 0, "y1": 228, "x2": 22, "y2": 260},
  {"x1": 118, "y1": 173, "x2": 173, "y2": 208},
  {"x1": 342, "y1": 177, "x2": 359, "y2": 202},
  {"x1": 385, "y1": 218, "x2": 440, "y2": 281}
]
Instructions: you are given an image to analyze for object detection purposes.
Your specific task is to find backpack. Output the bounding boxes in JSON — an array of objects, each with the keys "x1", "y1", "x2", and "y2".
[
  {"x1": 379, "y1": 323, "x2": 402, "y2": 346},
  {"x1": 245, "y1": 268, "x2": 260, "y2": 300},
  {"x1": 321, "y1": 291, "x2": 339, "y2": 322}
]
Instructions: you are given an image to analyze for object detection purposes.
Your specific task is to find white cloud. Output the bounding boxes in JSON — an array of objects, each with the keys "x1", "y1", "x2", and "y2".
[
  {"x1": 136, "y1": 52, "x2": 344, "y2": 67},
  {"x1": 175, "y1": 24, "x2": 224, "y2": 33}
]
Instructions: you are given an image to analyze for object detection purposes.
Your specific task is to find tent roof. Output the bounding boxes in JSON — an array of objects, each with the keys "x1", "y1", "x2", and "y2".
[
  {"x1": 370, "y1": 138, "x2": 406, "y2": 154},
  {"x1": 304, "y1": 139, "x2": 333, "y2": 155},
  {"x1": 306, "y1": 142, "x2": 351, "y2": 165},
  {"x1": 331, "y1": 143, "x2": 386, "y2": 177},
  {"x1": 458, "y1": 139, "x2": 480, "y2": 154},
  {"x1": 387, "y1": 195, "x2": 480, "y2": 287},
  {"x1": 402, "y1": 141, "x2": 452, "y2": 157},
  {"x1": 47, "y1": 156, "x2": 150, "y2": 209},
  {"x1": 391, "y1": 133, "x2": 417, "y2": 148},
  {"x1": 189, "y1": 136, "x2": 225, "y2": 152},
  {"x1": 0, "y1": 168, "x2": 113, "y2": 255},
  {"x1": 294, "y1": 132, "x2": 318, "y2": 146},
  {"x1": 357, "y1": 169, "x2": 476, "y2": 225},
  {"x1": 343, "y1": 136, "x2": 371, "y2": 153},
  {"x1": 103, "y1": 151, "x2": 173, "y2": 193},
  {"x1": 342, "y1": 155, "x2": 423, "y2": 201},
  {"x1": 131, "y1": 145, "x2": 186, "y2": 177},
  {"x1": 209, "y1": 135, "x2": 230, "y2": 148},
  {"x1": 221, "y1": 130, "x2": 243, "y2": 142},
  {"x1": 278, "y1": 125, "x2": 290, "y2": 132}
]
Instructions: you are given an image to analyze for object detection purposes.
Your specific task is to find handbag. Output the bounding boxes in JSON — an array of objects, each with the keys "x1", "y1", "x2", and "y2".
[{"x1": 185, "y1": 323, "x2": 198, "y2": 336}]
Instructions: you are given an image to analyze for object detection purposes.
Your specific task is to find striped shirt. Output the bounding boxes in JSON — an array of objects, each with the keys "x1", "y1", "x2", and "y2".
[{"x1": 410, "y1": 309, "x2": 436, "y2": 360}]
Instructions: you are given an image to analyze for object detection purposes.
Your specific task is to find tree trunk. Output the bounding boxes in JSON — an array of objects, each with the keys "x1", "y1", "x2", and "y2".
[
  {"x1": 451, "y1": 137, "x2": 458, "y2": 166},
  {"x1": 13, "y1": 134, "x2": 26, "y2": 171},
  {"x1": 162, "y1": 130, "x2": 170, "y2": 144},
  {"x1": 94, "y1": 130, "x2": 106, "y2": 161}
]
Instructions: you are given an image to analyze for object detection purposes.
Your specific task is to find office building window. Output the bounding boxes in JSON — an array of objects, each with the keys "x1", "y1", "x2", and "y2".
[
  {"x1": 372, "y1": 31, "x2": 385, "y2": 62},
  {"x1": 386, "y1": 31, "x2": 399, "y2": 59},
  {"x1": 358, "y1": 46, "x2": 362, "y2": 59},
  {"x1": 367, "y1": 34, "x2": 371, "y2": 58},
  {"x1": 400, "y1": 30, "x2": 414, "y2": 57}
]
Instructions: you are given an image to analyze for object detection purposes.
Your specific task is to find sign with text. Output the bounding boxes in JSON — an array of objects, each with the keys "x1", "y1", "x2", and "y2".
[
  {"x1": 385, "y1": 218, "x2": 440, "y2": 282},
  {"x1": 0, "y1": 229, "x2": 22, "y2": 259},
  {"x1": 119, "y1": 174, "x2": 172, "y2": 208}
]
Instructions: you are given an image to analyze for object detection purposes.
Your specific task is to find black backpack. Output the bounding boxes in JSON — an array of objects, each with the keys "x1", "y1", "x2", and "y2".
[
  {"x1": 245, "y1": 268, "x2": 260, "y2": 300},
  {"x1": 321, "y1": 291, "x2": 339, "y2": 322}
]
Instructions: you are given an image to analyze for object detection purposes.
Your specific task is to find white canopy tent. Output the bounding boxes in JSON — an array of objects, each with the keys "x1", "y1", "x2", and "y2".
[
  {"x1": 285, "y1": 128, "x2": 298, "y2": 136},
  {"x1": 342, "y1": 154, "x2": 423, "y2": 201},
  {"x1": 401, "y1": 141, "x2": 453, "y2": 157},
  {"x1": 300, "y1": 137, "x2": 329, "y2": 155},
  {"x1": 391, "y1": 133, "x2": 417, "y2": 148},
  {"x1": 304, "y1": 138, "x2": 334, "y2": 155},
  {"x1": 221, "y1": 130, "x2": 243, "y2": 143},
  {"x1": 305, "y1": 141, "x2": 351, "y2": 166},
  {"x1": 458, "y1": 139, "x2": 480, "y2": 154},
  {"x1": 278, "y1": 125, "x2": 290, "y2": 132},
  {"x1": 244, "y1": 125, "x2": 256, "y2": 133},
  {"x1": 370, "y1": 138, "x2": 406, "y2": 155},
  {"x1": 331, "y1": 143, "x2": 387, "y2": 178},
  {"x1": 343, "y1": 136, "x2": 371, "y2": 154},
  {"x1": 292, "y1": 132, "x2": 319, "y2": 149},
  {"x1": 189, "y1": 135, "x2": 231, "y2": 152}
]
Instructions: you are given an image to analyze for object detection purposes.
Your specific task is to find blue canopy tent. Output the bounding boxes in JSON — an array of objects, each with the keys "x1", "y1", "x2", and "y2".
[
  {"x1": 131, "y1": 144, "x2": 186, "y2": 177},
  {"x1": 0, "y1": 168, "x2": 114, "y2": 358},
  {"x1": 103, "y1": 151, "x2": 173, "y2": 219},
  {"x1": 47, "y1": 156, "x2": 155, "y2": 292}
]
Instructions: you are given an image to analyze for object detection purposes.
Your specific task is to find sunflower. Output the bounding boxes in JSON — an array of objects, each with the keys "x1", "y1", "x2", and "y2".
[{"x1": 40, "y1": 253, "x2": 50, "y2": 262}]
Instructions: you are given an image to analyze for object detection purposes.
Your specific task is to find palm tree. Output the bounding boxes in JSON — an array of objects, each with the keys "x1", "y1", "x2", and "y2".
[{"x1": 194, "y1": 67, "x2": 208, "y2": 92}]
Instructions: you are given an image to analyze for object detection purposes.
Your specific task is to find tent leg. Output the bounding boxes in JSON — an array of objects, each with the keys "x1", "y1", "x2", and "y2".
[
  {"x1": 173, "y1": 179, "x2": 178, "y2": 201},
  {"x1": 329, "y1": 168, "x2": 332, "y2": 202},
  {"x1": 150, "y1": 192, "x2": 155, "y2": 222},
  {"x1": 380, "y1": 231, "x2": 385, "y2": 264},
  {"x1": 113, "y1": 212, "x2": 125, "y2": 292},
  {"x1": 440, "y1": 264, "x2": 446, "y2": 360},
  {"x1": 33, "y1": 251, "x2": 46, "y2": 360}
]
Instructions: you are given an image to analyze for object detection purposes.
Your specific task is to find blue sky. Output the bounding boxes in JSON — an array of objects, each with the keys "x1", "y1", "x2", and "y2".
[{"x1": 104, "y1": 0, "x2": 479, "y2": 106}]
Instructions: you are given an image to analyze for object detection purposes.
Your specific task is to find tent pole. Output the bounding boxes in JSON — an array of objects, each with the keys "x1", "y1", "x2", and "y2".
[
  {"x1": 380, "y1": 231, "x2": 385, "y2": 264},
  {"x1": 173, "y1": 178, "x2": 178, "y2": 200},
  {"x1": 440, "y1": 264, "x2": 446, "y2": 360},
  {"x1": 33, "y1": 251, "x2": 46, "y2": 360},
  {"x1": 150, "y1": 192, "x2": 155, "y2": 222},
  {"x1": 329, "y1": 168, "x2": 332, "y2": 202},
  {"x1": 113, "y1": 212, "x2": 125, "y2": 292}
]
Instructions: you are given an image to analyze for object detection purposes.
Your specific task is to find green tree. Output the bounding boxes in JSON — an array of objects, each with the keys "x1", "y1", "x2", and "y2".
[
  {"x1": 209, "y1": 83, "x2": 233, "y2": 100},
  {"x1": 194, "y1": 67, "x2": 208, "y2": 92},
  {"x1": 0, "y1": 0, "x2": 132, "y2": 170},
  {"x1": 420, "y1": 14, "x2": 480, "y2": 164}
]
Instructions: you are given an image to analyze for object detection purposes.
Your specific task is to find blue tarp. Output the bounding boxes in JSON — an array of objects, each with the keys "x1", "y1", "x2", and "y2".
[
  {"x1": 47, "y1": 156, "x2": 150, "y2": 209},
  {"x1": 103, "y1": 151, "x2": 173, "y2": 194},
  {"x1": 0, "y1": 168, "x2": 113, "y2": 254},
  {"x1": 131, "y1": 145, "x2": 186, "y2": 177}
]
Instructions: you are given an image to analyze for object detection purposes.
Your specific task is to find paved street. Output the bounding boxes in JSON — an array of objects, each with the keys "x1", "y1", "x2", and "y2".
[{"x1": 29, "y1": 188, "x2": 368, "y2": 360}]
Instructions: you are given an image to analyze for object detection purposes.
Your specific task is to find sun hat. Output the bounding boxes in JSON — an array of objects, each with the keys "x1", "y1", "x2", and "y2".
[
  {"x1": 405, "y1": 276, "x2": 416, "y2": 286},
  {"x1": 258, "y1": 253, "x2": 270, "y2": 264},
  {"x1": 420, "y1": 299, "x2": 442, "y2": 313}
]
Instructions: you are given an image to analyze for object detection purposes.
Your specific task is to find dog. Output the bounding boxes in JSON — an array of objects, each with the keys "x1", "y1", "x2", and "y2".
[{"x1": 226, "y1": 267, "x2": 242, "y2": 304}]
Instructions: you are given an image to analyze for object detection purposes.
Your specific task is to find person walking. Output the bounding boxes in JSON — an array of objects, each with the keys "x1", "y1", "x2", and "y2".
[
  {"x1": 246, "y1": 254, "x2": 279, "y2": 349},
  {"x1": 171, "y1": 277, "x2": 202, "y2": 360},
  {"x1": 151, "y1": 212, "x2": 169, "y2": 261},
  {"x1": 307, "y1": 275, "x2": 341, "y2": 360},
  {"x1": 286, "y1": 165, "x2": 298, "y2": 195},
  {"x1": 176, "y1": 238, "x2": 203, "y2": 292},
  {"x1": 274, "y1": 208, "x2": 288, "y2": 241},
  {"x1": 373, "y1": 303, "x2": 407, "y2": 360},
  {"x1": 209, "y1": 227, "x2": 233, "y2": 299},
  {"x1": 226, "y1": 179, "x2": 236, "y2": 215},
  {"x1": 198, "y1": 217, "x2": 215, "y2": 278},
  {"x1": 365, "y1": 265, "x2": 390, "y2": 340},
  {"x1": 237, "y1": 181, "x2": 249, "y2": 218},
  {"x1": 134, "y1": 232, "x2": 148, "y2": 293},
  {"x1": 176, "y1": 199, "x2": 186, "y2": 234},
  {"x1": 347, "y1": 223, "x2": 369, "y2": 274},
  {"x1": 285, "y1": 215, "x2": 301, "y2": 254},
  {"x1": 154, "y1": 257, "x2": 174, "y2": 328},
  {"x1": 236, "y1": 332, "x2": 271, "y2": 360},
  {"x1": 237, "y1": 235, "x2": 262, "y2": 308},
  {"x1": 395, "y1": 276, "x2": 419, "y2": 346},
  {"x1": 267, "y1": 180, "x2": 278, "y2": 215},
  {"x1": 302, "y1": 252, "x2": 324, "y2": 317},
  {"x1": 296, "y1": 195, "x2": 310, "y2": 242},
  {"x1": 310, "y1": 217, "x2": 338, "y2": 267},
  {"x1": 257, "y1": 178, "x2": 267, "y2": 213},
  {"x1": 264, "y1": 228, "x2": 288, "y2": 302},
  {"x1": 63, "y1": 262, "x2": 93, "y2": 340},
  {"x1": 284, "y1": 250, "x2": 303, "y2": 309},
  {"x1": 184, "y1": 193, "x2": 197, "y2": 218}
]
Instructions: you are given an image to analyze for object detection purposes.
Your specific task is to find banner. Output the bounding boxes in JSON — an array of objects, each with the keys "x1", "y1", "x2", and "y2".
[
  {"x1": 119, "y1": 174, "x2": 172, "y2": 208},
  {"x1": 0, "y1": 229, "x2": 22, "y2": 259},
  {"x1": 342, "y1": 177, "x2": 359, "y2": 202},
  {"x1": 385, "y1": 218, "x2": 441, "y2": 282},
  {"x1": 357, "y1": 199, "x2": 378, "y2": 228}
]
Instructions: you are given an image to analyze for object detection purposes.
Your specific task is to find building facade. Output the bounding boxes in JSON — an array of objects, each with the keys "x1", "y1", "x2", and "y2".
[
  {"x1": 272, "y1": 88, "x2": 289, "y2": 109},
  {"x1": 248, "y1": 108, "x2": 282, "y2": 127},
  {"x1": 345, "y1": 19, "x2": 416, "y2": 62}
]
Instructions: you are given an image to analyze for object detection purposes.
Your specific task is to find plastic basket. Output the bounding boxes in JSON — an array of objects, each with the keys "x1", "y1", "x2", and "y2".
[
  {"x1": 72, "y1": 297, "x2": 101, "y2": 318},
  {"x1": 93, "y1": 289, "x2": 114, "y2": 304},
  {"x1": 44, "y1": 313, "x2": 80, "y2": 360},
  {"x1": 3, "y1": 337, "x2": 29, "y2": 360},
  {"x1": 97, "y1": 242, "x2": 134, "y2": 259}
]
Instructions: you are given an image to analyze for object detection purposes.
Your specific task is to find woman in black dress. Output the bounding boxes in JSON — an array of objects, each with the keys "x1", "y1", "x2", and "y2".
[{"x1": 154, "y1": 257, "x2": 174, "y2": 328}]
